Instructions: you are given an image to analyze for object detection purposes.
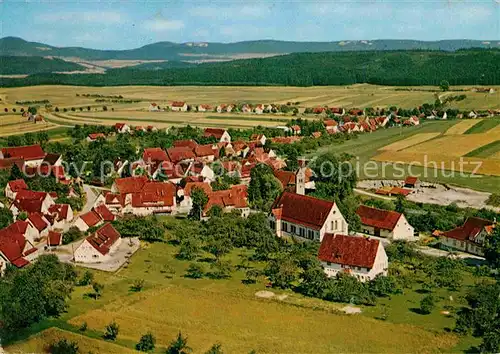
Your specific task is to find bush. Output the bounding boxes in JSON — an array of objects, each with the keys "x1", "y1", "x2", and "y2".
[
  {"x1": 78, "y1": 270, "x2": 94, "y2": 286},
  {"x1": 130, "y1": 279, "x2": 145, "y2": 292},
  {"x1": 62, "y1": 227, "x2": 83, "y2": 245},
  {"x1": 79, "y1": 321, "x2": 88, "y2": 332},
  {"x1": 419, "y1": 294, "x2": 436, "y2": 314},
  {"x1": 486, "y1": 194, "x2": 500, "y2": 207},
  {"x1": 104, "y1": 321, "x2": 119, "y2": 340},
  {"x1": 185, "y1": 263, "x2": 204, "y2": 279},
  {"x1": 136, "y1": 332, "x2": 156, "y2": 352},
  {"x1": 48, "y1": 339, "x2": 78, "y2": 354}
]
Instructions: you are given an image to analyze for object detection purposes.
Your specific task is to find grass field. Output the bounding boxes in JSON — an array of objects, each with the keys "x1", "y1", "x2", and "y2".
[
  {"x1": 6, "y1": 238, "x2": 471, "y2": 354},
  {"x1": 380, "y1": 133, "x2": 442, "y2": 151},
  {"x1": 464, "y1": 119, "x2": 500, "y2": 134}
]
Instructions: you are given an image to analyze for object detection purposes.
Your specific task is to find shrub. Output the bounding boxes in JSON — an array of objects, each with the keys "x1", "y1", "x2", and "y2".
[
  {"x1": 419, "y1": 294, "x2": 436, "y2": 315},
  {"x1": 48, "y1": 339, "x2": 78, "y2": 354},
  {"x1": 136, "y1": 332, "x2": 156, "y2": 352},
  {"x1": 104, "y1": 321, "x2": 119, "y2": 340},
  {"x1": 78, "y1": 270, "x2": 94, "y2": 286},
  {"x1": 185, "y1": 263, "x2": 204, "y2": 279}
]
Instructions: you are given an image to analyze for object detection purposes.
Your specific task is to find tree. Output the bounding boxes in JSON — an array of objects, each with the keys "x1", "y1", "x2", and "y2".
[
  {"x1": 62, "y1": 227, "x2": 83, "y2": 245},
  {"x1": 440, "y1": 80, "x2": 450, "y2": 92},
  {"x1": 480, "y1": 329, "x2": 500, "y2": 353},
  {"x1": 166, "y1": 332, "x2": 192, "y2": 354},
  {"x1": 265, "y1": 257, "x2": 298, "y2": 289},
  {"x1": 136, "y1": 332, "x2": 156, "y2": 352},
  {"x1": 176, "y1": 236, "x2": 200, "y2": 260},
  {"x1": 205, "y1": 343, "x2": 223, "y2": 354},
  {"x1": 103, "y1": 105, "x2": 108, "y2": 111},
  {"x1": 104, "y1": 321, "x2": 119, "y2": 340},
  {"x1": 247, "y1": 163, "x2": 282, "y2": 211},
  {"x1": 419, "y1": 294, "x2": 436, "y2": 315},
  {"x1": 188, "y1": 187, "x2": 208, "y2": 220},
  {"x1": 92, "y1": 282, "x2": 104, "y2": 299},
  {"x1": 484, "y1": 227, "x2": 500, "y2": 268},
  {"x1": 9, "y1": 164, "x2": 24, "y2": 181},
  {"x1": 130, "y1": 279, "x2": 145, "y2": 292},
  {"x1": 185, "y1": 263, "x2": 204, "y2": 279},
  {"x1": 28, "y1": 106, "x2": 37, "y2": 115},
  {"x1": 49, "y1": 339, "x2": 78, "y2": 354},
  {"x1": 208, "y1": 259, "x2": 232, "y2": 279},
  {"x1": 0, "y1": 207, "x2": 14, "y2": 228}
]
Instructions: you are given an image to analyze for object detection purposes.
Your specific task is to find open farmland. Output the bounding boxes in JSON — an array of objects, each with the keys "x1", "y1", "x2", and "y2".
[
  {"x1": 380, "y1": 133, "x2": 441, "y2": 151},
  {"x1": 444, "y1": 119, "x2": 483, "y2": 135}
]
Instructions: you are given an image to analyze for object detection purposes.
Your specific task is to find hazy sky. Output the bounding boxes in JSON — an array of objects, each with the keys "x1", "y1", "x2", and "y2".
[{"x1": 1, "y1": 0, "x2": 499, "y2": 49}]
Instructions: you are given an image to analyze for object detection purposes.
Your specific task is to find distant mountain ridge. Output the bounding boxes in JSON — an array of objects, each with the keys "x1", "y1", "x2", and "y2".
[{"x1": 1, "y1": 36, "x2": 499, "y2": 61}]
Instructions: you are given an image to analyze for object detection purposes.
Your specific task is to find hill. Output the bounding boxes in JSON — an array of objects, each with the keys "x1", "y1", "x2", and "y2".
[
  {"x1": 1, "y1": 36, "x2": 499, "y2": 61},
  {"x1": 0, "y1": 56, "x2": 85, "y2": 75},
  {"x1": 1, "y1": 49, "x2": 498, "y2": 87}
]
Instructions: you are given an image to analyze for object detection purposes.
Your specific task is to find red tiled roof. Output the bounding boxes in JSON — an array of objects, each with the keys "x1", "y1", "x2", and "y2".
[
  {"x1": 48, "y1": 204, "x2": 70, "y2": 221},
  {"x1": 13, "y1": 198, "x2": 44, "y2": 213},
  {"x1": 88, "y1": 133, "x2": 105, "y2": 140},
  {"x1": 318, "y1": 234, "x2": 380, "y2": 268},
  {"x1": 312, "y1": 132, "x2": 322, "y2": 138},
  {"x1": 104, "y1": 192, "x2": 126, "y2": 206},
  {"x1": 28, "y1": 212, "x2": 49, "y2": 232},
  {"x1": 143, "y1": 148, "x2": 169, "y2": 162},
  {"x1": 94, "y1": 204, "x2": 115, "y2": 221},
  {"x1": 131, "y1": 182, "x2": 175, "y2": 207},
  {"x1": 404, "y1": 176, "x2": 418, "y2": 186},
  {"x1": 86, "y1": 223, "x2": 121, "y2": 255},
  {"x1": 173, "y1": 139, "x2": 198, "y2": 149},
  {"x1": 290, "y1": 125, "x2": 301, "y2": 132},
  {"x1": 115, "y1": 123, "x2": 126, "y2": 130},
  {"x1": 79, "y1": 210, "x2": 102, "y2": 228},
  {"x1": 114, "y1": 176, "x2": 148, "y2": 194},
  {"x1": 442, "y1": 217, "x2": 494, "y2": 242},
  {"x1": 195, "y1": 144, "x2": 215, "y2": 157},
  {"x1": 11, "y1": 257, "x2": 29, "y2": 267},
  {"x1": 167, "y1": 147, "x2": 196, "y2": 163},
  {"x1": 7, "y1": 179, "x2": 28, "y2": 193},
  {"x1": 47, "y1": 231, "x2": 62, "y2": 246},
  {"x1": 204, "y1": 185, "x2": 248, "y2": 214},
  {"x1": 274, "y1": 170, "x2": 295, "y2": 188},
  {"x1": 0, "y1": 157, "x2": 24, "y2": 170},
  {"x1": 184, "y1": 182, "x2": 212, "y2": 197},
  {"x1": 324, "y1": 119, "x2": 338, "y2": 127},
  {"x1": 1, "y1": 144, "x2": 45, "y2": 161},
  {"x1": 5, "y1": 220, "x2": 29, "y2": 235},
  {"x1": 203, "y1": 128, "x2": 227, "y2": 139},
  {"x1": 271, "y1": 191, "x2": 334, "y2": 230},
  {"x1": 356, "y1": 205, "x2": 402, "y2": 231},
  {"x1": 171, "y1": 101, "x2": 186, "y2": 107}
]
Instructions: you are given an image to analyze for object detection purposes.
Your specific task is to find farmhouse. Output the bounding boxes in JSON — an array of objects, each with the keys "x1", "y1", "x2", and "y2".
[
  {"x1": 356, "y1": 205, "x2": 415, "y2": 241},
  {"x1": 194, "y1": 144, "x2": 217, "y2": 162},
  {"x1": 149, "y1": 103, "x2": 160, "y2": 111},
  {"x1": 142, "y1": 148, "x2": 169, "y2": 163},
  {"x1": 111, "y1": 175, "x2": 148, "y2": 194},
  {"x1": 167, "y1": 147, "x2": 196, "y2": 164},
  {"x1": 171, "y1": 101, "x2": 188, "y2": 112},
  {"x1": 324, "y1": 120, "x2": 339, "y2": 134},
  {"x1": 440, "y1": 217, "x2": 495, "y2": 256},
  {"x1": 74, "y1": 223, "x2": 121, "y2": 263},
  {"x1": 197, "y1": 104, "x2": 212, "y2": 112},
  {"x1": 114, "y1": 123, "x2": 131, "y2": 134},
  {"x1": 123, "y1": 181, "x2": 176, "y2": 215},
  {"x1": 269, "y1": 191, "x2": 348, "y2": 242},
  {"x1": 179, "y1": 182, "x2": 212, "y2": 209},
  {"x1": 0, "y1": 225, "x2": 38, "y2": 274},
  {"x1": 203, "y1": 128, "x2": 231, "y2": 143},
  {"x1": 27, "y1": 212, "x2": 50, "y2": 237},
  {"x1": 5, "y1": 179, "x2": 28, "y2": 200},
  {"x1": 4, "y1": 220, "x2": 39, "y2": 245},
  {"x1": 0, "y1": 144, "x2": 46, "y2": 167},
  {"x1": 318, "y1": 234, "x2": 388, "y2": 282}
]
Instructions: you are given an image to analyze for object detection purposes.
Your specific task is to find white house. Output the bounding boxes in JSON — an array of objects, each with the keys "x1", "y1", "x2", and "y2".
[
  {"x1": 439, "y1": 217, "x2": 495, "y2": 256},
  {"x1": 74, "y1": 204, "x2": 114, "y2": 232},
  {"x1": 5, "y1": 179, "x2": 28, "y2": 200},
  {"x1": 197, "y1": 104, "x2": 212, "y2": 112},
  {"x1": 203, "y1": 128, "x2": 231, "y2": 143},
  {"x1": 250, "y1": 134, "x2": 267, "y2": 146},
  {"x1": 178, "y1": 182, "x2": 212, "y2": 210},
  {"x1": 324, "y1": 120, "x2": 339, "y2": 134},
  {"x1": 114, "y1": 123, "x2": 131, "y2": 134},
  {"x1": 10, "y1": 190, "x2": 55, "y2": 218},
  {"x1": 0, "y1": 226, "x2": 38, "y2": 274},
  {"x1": 149, "y1": 103, "x2": 160, "y2": 111},
  {"x1": 254, "y1": 104, "x2": 264, "y2": 114},
  {"x1": 27, "y1": 212, "x2": 50, "y2": 238},
  {"x1": 269, "y1": 191, "x2": 348, "y2": 242},
  {"x1": 356, "y1": 205, "x2": 415, "y2": 241},
  {"x1": 318, "y1": 234, "x2": 388, "y2": 282},
  {"x1": 1, "y1": 144, "x2": 46, "y2": 167},
  {"x1": 171, "y1": 101, "x2": 188, "y2": 112},
  {"x1": 74, "y1": 223, "x2": 121, "y2": 263}
]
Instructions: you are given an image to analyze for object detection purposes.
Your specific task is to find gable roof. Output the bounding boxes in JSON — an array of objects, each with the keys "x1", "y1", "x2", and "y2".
[
  {"x1": 0, "y1": 157, "x2": 24, "y2": 170},
  {"x1": 143, "y1": 148, "x2": 169, "y2": 162},
  {"x1": 131, "y1": 182, "x2": 176, "y2": 207},
  {"x1": 195, "y1": 144, "x2": 215, "y2": 157},
  {"x1": 85, "y1": 223, "x2": 121, "y2": 255},
  {"x1": 173, "y1": 139, "x2": 198, "y2": 149},
  {"x1": 184, "y1": 182, "x2": 212, "y2": 197},
  {"x1": 404, "y1": 176, "x2": 419, "y2": 185},
  {"x1": 7, "y1": 179, "x2": 28, "y2": 193},
  {"x1": 318, "y1": 234, "x2": 380, "y2": 268},
  {"x1": 203, "y1": 128, "x2": 227, "y2": 139},
  {"x1": 0, "y1": 225, "x2": 30, "y2": 267},
  {"x1": 93, "y1": 204, "x2": 115, "y2": 221},
  {"x1": 167, "y1": 147, "x2": 196, "y2": 163},
  {"x1": 43, "y1": 153, "x2": 61, "y2": 165},
  {"x1": 271, "y1": 191, "x2": 334, "y2": 230},
  {"x1": 114, "y1": 176, "x2": 148, "y2": 194},
  {"x1": 442, "y1": 217, "x2": 494, "y2": 242},
  {"x1": 47, "y1": 204, "x2": 70, "y2": 221},
  {"x1": 171, "y1": 101, "x2": 186, "y2": 107},
  {"x1": 28, "y1": 212, "x2": 49, "y2": 232},
  {"x1": 1, "y1": 144, "x2": 45, "y2": 161},
  {"x1": 356, "y1": 205, "x2": 402, "y2": 231},
  {"x1": 204, "y1": 185, "x2": 248, "y2": 213},
  {"x1": 47, "y1": 231, "x2": 62, "y2": 246},
  {"x1": 79, "y1": 210, "x2": 102, "y2": 228},
  {"x1": 88, "y1": 133, "x2": 105, "y2": 140},
  {"x1": 273, "y1": 170, "x2": 295, "y2": 188}
]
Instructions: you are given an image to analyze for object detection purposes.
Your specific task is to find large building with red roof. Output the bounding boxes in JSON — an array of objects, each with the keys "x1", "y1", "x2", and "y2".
[
  {"x1": 0, "y1": 221, "x2": 39, "y2": 273},
  {"x1": 0, "y1": 144, "x2": 46, "y2": 167},
  {"x1": 74, "y1": 223, "x2": 122, "y2": 263},
  {"x1": 269, "y1": 191, "x2": 348, "y2": 241},
  {"x1": 318, "y1": 234, "x2": 388, "y2": 282},
  {"x1": 5, "y1": 179, "x2": 28, "y2": 200},
  {"x1": 440, "y1": 217, "x2": 495, "y2": 256},
  {"x1": 356, "y1": 205, "x2": 414, "y2": 241}
]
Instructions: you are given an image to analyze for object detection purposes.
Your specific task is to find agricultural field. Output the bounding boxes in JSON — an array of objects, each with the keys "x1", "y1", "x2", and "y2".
[
  {"x1": 445, "y1": 119, "x2": 483, "y2": 135},
  {"x1": 5, "y1": 240, "x2": 472, "y2": 354},
  {"x1": 380, "y1": 133, "x2": 441, "y2": 151}
]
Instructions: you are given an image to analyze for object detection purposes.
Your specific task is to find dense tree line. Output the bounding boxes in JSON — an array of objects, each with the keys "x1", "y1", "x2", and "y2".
[{"x1": 1, "y1": 49, "x2": 498, "y2": 87}]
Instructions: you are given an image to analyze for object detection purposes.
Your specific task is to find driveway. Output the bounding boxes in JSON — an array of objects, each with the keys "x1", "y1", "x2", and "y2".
[{"x1": 82, "y1": 184, "x2": 98, "y2": 213}]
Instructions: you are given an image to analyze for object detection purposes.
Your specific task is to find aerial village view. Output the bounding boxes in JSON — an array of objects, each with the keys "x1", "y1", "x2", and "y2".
[{"x1": 0, "y1": 1, "x2": 499, "y2": 353}]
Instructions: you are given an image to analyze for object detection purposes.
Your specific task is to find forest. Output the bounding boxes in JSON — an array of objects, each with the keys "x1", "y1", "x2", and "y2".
[{"x1": 0, "y1": 49, "x2": 498, "y2": 87}]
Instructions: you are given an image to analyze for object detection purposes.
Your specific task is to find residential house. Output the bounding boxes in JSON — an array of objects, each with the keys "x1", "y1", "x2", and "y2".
[
  {"x1": 194, "y1": 144, "x2": 217, "y2": 162},
  {"x1": 167, "y1": 147, "x2": 196, "y2": 164},
  {"x1": 0, "y1": 224, "x2": 38, "y2": 273},
  {"x1": 47, "y1": 203, "x2": 74, "y2": 229},
  {"x1": 290, "y1": 125, "x2": 301, "y2": 135},
  {"x1": 440, "y1": 217, "x2": 495, "y2": 256},
  {"x1": 311, "y1": 131, "x2": 322, "y2": 139},
  {"x1": 0, "y1": 144, "x2": 45, "y2": 167},
  {"x1": 178, "y1": 182, "x2": 212, "y2": 209},
  {"x1": 123, "y1": 182, "x2": 176, "y2": 216},
  {"x1": 27, "y1": 212, "x2": 50, "y2": 238},
  {"x1": 111, "y1": 175, "x2": 149, "y2": 194},
  {"x1": 87, "y1": 133, "x2": 106, "y2": 142},
  {"x1": 324, "y1": 119, "x2": 339, "y2": 134},
  {"x1": 330, "y1": 107, "x2": 345, "y2": 116},
  {"x1": 5, "y1": 179, "x2": 28, "y2": 200},
  {"x1": 149, "y1": 103, "x2": 160, "y2": 111},
  {"x1": 269, "y1": 191, "x2": 348, "y2": 242},
  {"x1": 318, "y1": 234, "x2": 388, "y2": 282},
  {"x1": 254, "y1": 104, "x2": 264, "y2": 114},
  {"x1": 203, "y1": 128, "x2": 231, "y2": 143},
  {"x1": 114, "y1": 123, "x2": 131, "y2": 134},
  {"x1": 10, "y1": 190, "x2": 55, "y2": 218},
  {"x1": 74, "y1": 223, "x2": 121, "y2": 263},
  {"x1": 197, "y1": 104, "x2": 212, "y2": 112},
  {"x1": 404, "y1": 176, "x2": 419, "y2": 188},
  {"x1": 356, "y1": 205, "x2": 415, "y2": 241},
  {"x1": 74, "y1": 204, "x2": 115, "y2": 232},
  {"x1": 250, "y1": 134, "x2": 267, "y2": 146},
  {"x1": 5, "y1": 220, "x2": 39, "y2": 245},
  {"x1": 47, "y1": 230, "x2": 63, "y2": 248},
  {"x1": 190, "y1": 161, "x2": 215, "y2": 182},
  {"x1": 241, "y1": 104, "x2": 253, "y2": 113},
  {"x1": 171, "y1": 101, "x2": 188, "y2": 112},
  {"x1": 204, "y1": 185, "x2": 249, "y2": 217},
  {"x1": 173, "y1": 139, "x2": 198, "y2": 150}
]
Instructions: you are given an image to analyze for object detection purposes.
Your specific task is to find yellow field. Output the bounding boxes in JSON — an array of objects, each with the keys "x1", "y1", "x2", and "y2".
[
  {"x1": 380, "y1": 133, "x2": 442, "y2": 151},
  {"x1": 402, "y1": 133, "x2": 499, "y2": 157},
  {"x1": 491, "y1": 151, "x2": 500, "y2": 160},
  {"x1": 5, "y1": 327, "x2": 136, "y2": 354},
  {"x1": 373, "y1": 151, "x2": 500, "y2": 176},
  {"x1": 444, "y1": 119, "x2": 483, "y2": 135},
  {"x1": 488, "y1": 124, "x2": 500, "y2": 135},
  {"x1": 68, "y1": 285, "x2": 456, "y2": 354}
]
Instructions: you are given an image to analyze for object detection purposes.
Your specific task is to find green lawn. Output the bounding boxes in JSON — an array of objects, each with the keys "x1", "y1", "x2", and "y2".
[
  {"x1": 466, "y1": 140, "x2": 500, "y2": 158},
  {"x1": 310, "y1": 121, "x2": 500, "y2": 193},
  {"x1": 464, "y1": 118, "x2": 500, "y2": 134}
]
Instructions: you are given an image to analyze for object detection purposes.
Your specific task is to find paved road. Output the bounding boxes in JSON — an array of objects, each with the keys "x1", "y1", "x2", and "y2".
[{"x1": 82, "y1": 184, "x2": 98, "y2": 213}]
